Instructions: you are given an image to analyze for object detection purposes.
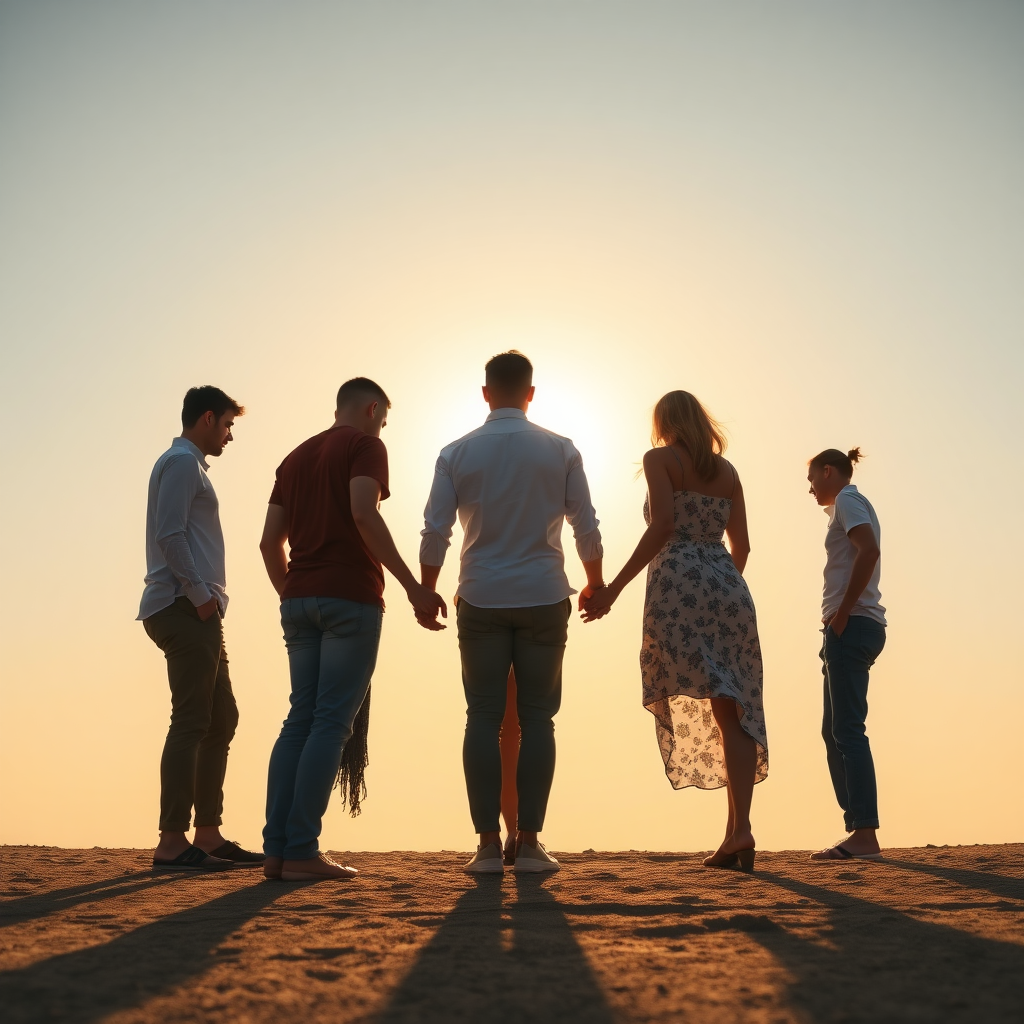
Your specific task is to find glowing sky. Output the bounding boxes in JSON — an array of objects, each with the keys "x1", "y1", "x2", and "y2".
[{"x1": 1, "y1": 1, "x2": 1021, "y2": 852}]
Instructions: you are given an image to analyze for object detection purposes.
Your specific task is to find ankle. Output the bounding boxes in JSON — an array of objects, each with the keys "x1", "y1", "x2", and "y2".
[
  {"x1": 517, "y1": 830, "x2": 539, "y2": 848},
  {"x1": 156, "y1": 832, "x2": 190, "y2": 854}
]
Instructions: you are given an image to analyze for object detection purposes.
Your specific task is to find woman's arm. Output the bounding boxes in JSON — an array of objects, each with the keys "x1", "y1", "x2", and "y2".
[
  {"x1": 581, "y1": 450, "x2": 675, "y2": 621},
  {"x1": 724, "y1": 475, "x2": 750, "y2": 574}
]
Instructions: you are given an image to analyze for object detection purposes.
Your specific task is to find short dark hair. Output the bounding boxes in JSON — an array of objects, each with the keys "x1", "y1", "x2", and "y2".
[
  {"x1": 485, "y1": 350, "x2": 533, "y2": 395},
  {"x1": 181, "y1": 386, "x2": 244, "y2": 428},
  {"x1": 336, "y1": 377, "x2": 391, "y2": 410},
  {"x1": 809, "y1": 447, "x2": 863, "y2": 478}
]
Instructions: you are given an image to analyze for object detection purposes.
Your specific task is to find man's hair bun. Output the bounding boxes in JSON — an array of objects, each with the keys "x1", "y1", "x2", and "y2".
[{"x1": 847, "y1": 447, "x2": 863, "y2": 464}]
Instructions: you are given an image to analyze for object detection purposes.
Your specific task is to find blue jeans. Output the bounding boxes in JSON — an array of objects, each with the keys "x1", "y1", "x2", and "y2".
[
  {"x1": 820, "y1": 615, "x2": 886, "y2": 831},
  {"x1": 263, "y1": 597, "x2": 382, "y2": 860}
]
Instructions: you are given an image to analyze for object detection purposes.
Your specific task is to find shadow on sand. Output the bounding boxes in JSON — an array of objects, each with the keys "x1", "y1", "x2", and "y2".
[
  {"x1": 0, "y1": 878, "x2": 281, "y2": 1024},
  {"x1": 375, "y1": 875, "x2": 615, "y2": 1023},
  {"x1": 0, "y1": 871, "x2": 183, "y2": 927},
  {"x1": 753, "y1": 870, "x2": 1024, "y2": 1022}
]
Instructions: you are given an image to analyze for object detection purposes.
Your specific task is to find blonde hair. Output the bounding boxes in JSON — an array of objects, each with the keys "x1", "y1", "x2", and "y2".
[{"x1": 652, "y1": 391, "x2": 728, "y2": 482}]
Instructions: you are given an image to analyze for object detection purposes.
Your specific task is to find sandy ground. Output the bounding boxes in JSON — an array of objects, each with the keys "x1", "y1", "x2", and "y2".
[{"x1": 1, "y1": 844, "x2": 1022, "y2": 1023}]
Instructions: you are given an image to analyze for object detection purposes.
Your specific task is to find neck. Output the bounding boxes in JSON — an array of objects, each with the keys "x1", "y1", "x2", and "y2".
[
  {"x1": 334, "y1": 410, "x2": 374, "y2": 433},
  {"x1": 179, "y1": 429, "x2": 209, "y2": 457}
]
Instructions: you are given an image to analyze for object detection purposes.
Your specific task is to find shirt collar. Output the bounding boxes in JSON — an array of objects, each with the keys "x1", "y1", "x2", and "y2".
[
  {"x1": 826, "y1": 483, "x2": 859, "y2": 519},
  {"x1": 172, "y1": 436, "x2": 209, "y2": 470},
  {"x1": 485, "y1": 407, "x2": 528, "y2": 423}
]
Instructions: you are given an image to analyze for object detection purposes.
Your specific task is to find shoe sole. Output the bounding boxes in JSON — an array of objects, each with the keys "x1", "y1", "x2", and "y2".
[
  {"x1": 462, "y1": 863, "x2": 504, "y2": 874},
  {"x1": 152, "y1": 863, "x2": 234, "y2": 872},
  {"x1": 280, "y1": 871, "x2": 357, "y2": 881}
]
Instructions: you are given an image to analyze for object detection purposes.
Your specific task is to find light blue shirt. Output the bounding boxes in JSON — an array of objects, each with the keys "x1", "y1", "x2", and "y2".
[
  {"x1": 420, "y1": 408, "x2": 603, "y2": 608},
  {"x1": 138, "y1": 438, "x2": 228, "y2": 620}
]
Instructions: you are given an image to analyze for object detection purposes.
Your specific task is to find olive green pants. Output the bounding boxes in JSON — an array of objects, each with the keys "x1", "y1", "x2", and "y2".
[
  {"x1": 457, "y1": 598, "x2": 570, "y2": 833},
  {"x1": 144, "y1": 597, "x2": 238, "y2": 833}
]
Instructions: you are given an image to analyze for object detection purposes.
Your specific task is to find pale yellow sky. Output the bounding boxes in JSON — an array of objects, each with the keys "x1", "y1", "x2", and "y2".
[{"x1": 1, "y1": 1, "x2": 1021, "y2": 852}]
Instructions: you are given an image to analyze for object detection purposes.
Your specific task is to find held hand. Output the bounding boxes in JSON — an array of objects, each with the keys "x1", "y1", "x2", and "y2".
[
  {"x1": 580, "y1": 583, "x2": 615, "y2": 623},
  {"x1": 408, "y1": 582, "x2": 448, "y2": 631},
  {"x1": 196, "y1": 597, "x2": 219, "y2": 621}
]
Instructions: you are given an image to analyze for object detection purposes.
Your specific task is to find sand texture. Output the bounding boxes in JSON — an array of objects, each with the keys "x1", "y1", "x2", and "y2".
[{"x1": 1, "y1": 844, "x2": 1022, "y2": 1023}]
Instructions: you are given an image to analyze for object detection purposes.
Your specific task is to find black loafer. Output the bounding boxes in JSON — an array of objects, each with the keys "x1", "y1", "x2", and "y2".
[
  {"x1": 153, "y1": 844, "x2": 234, "y2": 871},
  {"x1": 206, "y1": 840, "x2": 266, "y2": 865}
]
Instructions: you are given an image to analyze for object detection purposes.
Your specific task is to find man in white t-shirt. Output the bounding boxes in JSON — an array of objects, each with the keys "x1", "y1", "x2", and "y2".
[{"x1": 806, "y1": 447, "x2": 887, "y2": 861}]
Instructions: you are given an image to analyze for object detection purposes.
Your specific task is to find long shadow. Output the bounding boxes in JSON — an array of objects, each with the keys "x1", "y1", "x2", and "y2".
[
  {"x1": 753, "y1": 870, "x2": 1024, "y2": 1023},
  {"x1": 0, "y1": 872, "x2": 184, "y2": 927},
  {"x1": 883, "y1": 858, "x2": 1024, "y2": 902},
  {"x1": 0, "y1": 879, "x2": 280, "y2": 1024},
  {"x1": 375, "y1": 876, "x2": 615, "y2": 1023}
]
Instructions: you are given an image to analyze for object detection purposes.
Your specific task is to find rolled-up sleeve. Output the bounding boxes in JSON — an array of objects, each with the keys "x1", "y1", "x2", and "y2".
[
  {"x1": 419, "y1": 454, "x2": 458, "y2": 566},
  {"x1": 564, "y1": 449, "x2": 603, "y2": 561},
  {"x1": 154, "y1": 455, "x2": 213, "y2": 607}
]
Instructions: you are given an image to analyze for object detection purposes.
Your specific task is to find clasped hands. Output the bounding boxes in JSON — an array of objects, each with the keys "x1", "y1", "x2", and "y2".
[
  {"x1": 579, "y1": 582, "x2": 617, "y2": 622},
  {"x1": 409, "y1": 583, "x2": 448, "y2": 631},
  {"x1": 409, "y1": 581, "x2": 616, "y2": 629}
]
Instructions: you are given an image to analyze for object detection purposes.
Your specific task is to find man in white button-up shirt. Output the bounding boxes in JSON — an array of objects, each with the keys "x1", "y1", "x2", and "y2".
[{"x1": 419, "y1": 351, "x2": 604, "y2": 875}]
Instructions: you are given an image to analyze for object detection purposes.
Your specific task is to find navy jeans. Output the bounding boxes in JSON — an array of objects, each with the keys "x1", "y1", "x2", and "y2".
[
  {"x1": 263, "y1": 597, "x2": 382, "y2": 860},
  {"x1": 820, "y1": 615, "x2": 886, "y2": 830}
]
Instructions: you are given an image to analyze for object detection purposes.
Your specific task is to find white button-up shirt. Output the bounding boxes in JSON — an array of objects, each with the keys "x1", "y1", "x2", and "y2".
[
  {"x1": 420, "y1": 408, "x2": 603, "y2": 608},
  {"x1": 138, "y1": 438, "x2": 228, "y2": 620}
]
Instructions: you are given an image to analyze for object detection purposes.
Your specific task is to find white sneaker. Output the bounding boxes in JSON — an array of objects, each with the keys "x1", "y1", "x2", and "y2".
[
  {"x1": 513, "y1": 841, "x2": 560, "y2": 874},
  {"x1": 462, "y1": 841, "x2": 504, "y2": 874}
]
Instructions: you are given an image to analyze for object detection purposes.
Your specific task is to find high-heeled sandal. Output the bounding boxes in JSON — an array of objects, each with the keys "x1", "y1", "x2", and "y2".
[{"x1": 702, "y1": 848, "x2": 756, "y2": 873}]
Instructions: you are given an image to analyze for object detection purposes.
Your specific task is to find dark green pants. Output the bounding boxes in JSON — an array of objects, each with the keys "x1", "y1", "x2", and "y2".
[
  {"x1": 457, "y1": 598, "x2": 570, "y2": 833},
  {"x1": 144, "y1": 597, "x2": 238, "y2": 833}
]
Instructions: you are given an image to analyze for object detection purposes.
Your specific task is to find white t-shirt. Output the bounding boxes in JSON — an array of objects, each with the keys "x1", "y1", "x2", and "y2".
[{"x1": 822, "y1": 484, "x2": 886, "y2": 626}]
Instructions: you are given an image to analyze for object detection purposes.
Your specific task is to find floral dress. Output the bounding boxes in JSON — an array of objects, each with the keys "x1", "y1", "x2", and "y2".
[{"x1": 640, "y1": 486, "x2": 768, "y2": 790}]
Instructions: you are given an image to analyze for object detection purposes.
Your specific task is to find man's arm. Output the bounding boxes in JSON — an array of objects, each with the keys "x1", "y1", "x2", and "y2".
[
  {"x1": 565, "y1": 450, "x2": 605, "y2": 604},
  {"x1": 825, "y1": 523, "x2": 880, "y2": 636},
  {"x1": 350, "y1": 476, "x2": 447, "y2": 630},
  {"x1": 259, "y1": 503, "x2": 289, "y2": 596},
  {"x1": 154, "y1": 455, "x2": 219, "y2": 620},
  {"x1": 418, "y1": 454, "x2": 458, "y2": 599}
]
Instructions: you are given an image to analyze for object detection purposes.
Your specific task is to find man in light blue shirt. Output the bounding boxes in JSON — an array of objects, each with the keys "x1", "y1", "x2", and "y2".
[
  {"x1": 419, "y1": 351, "x2": 604, "y2": 874},
  {"x1": 140, "y1": 386, "x2": 262, "y2": 871}
]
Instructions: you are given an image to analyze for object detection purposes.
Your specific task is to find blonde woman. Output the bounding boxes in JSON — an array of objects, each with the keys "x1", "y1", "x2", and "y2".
[{"x1": 583, "y1": 392, "x2": 767, "y2": 871}]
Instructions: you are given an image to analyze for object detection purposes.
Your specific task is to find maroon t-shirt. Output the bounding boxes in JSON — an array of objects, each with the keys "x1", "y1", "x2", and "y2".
[{"x1": 269, "y1": 426, "x2": 391, "y2": 607}]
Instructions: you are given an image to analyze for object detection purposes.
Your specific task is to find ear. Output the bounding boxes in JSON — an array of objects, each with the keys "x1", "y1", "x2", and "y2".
[
  {"x1": 481, "y1": 385, "x2": 491, "y2": 403},
  {"x1": 525, "y1": 385, "x2": 535, "y2": 403},
  {"x1": 202, "y1": 410, "x2": 216, "y2": 427},
  {"x1": 367, "y1": 400, "x2": 379, "y2": 420}
]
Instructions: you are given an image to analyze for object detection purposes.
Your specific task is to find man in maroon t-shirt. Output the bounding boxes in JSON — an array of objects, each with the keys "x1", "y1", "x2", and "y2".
[{"x1": 258, "y1": 377, "x2": 446, "y2": 881}]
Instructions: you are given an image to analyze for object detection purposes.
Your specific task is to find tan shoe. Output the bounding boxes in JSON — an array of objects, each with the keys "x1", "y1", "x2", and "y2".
[
  {"x1": 463, "y1": 841, "x2": 505, "y2": 874},
  {"x1": 263, "y1": 856, "x2": 283, "y2": 880},
  {"x1": 513, "y1": 841, "x2": 560, "y2": 874},
  {"x1": 281, "y1": 852, "x2": 359, "y2": 881}
]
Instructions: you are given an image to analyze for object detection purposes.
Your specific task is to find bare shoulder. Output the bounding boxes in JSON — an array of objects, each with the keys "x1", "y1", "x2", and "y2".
[{"x1": 642, "y1": 446, "x2": 676, "y2": 470}]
